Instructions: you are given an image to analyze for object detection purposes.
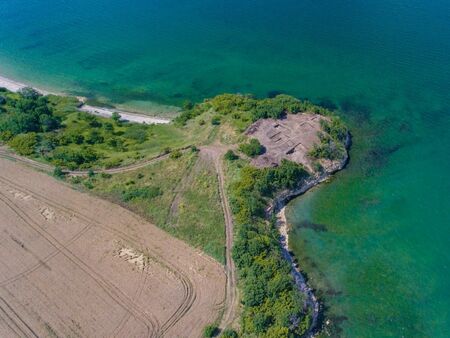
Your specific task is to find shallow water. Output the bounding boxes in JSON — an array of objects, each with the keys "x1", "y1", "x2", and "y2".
[{"x1": 1, "y1": 0, "x2": 449, "y2": 336}]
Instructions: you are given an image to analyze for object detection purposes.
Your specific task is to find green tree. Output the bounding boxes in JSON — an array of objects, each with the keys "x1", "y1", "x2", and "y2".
[
  {"x1": 202, "y1": 324, "x2": 218, "y2": 337},
  {"x1": 222, "y1": 329, "x2": 238, "y2": 338},
  {"x1": 8, "y1": 133, "x2": 37, "y2": 155},
  {"x1": 111, "y1": 112, "x2": 121, "y2": 123},
  {"x1": 239, "y1": 139, "x2": 264, "y2": 157},
  {"x1": 86, "y1": 130, "x2": 104, "y2": 144},
  {"x1": 18, "y1": 87, "x2": 41, "y2": 99},
  {"x1": 211, "y1": 115, "x2": 221, "y2": 125},
  {"x1": 53, "y1": 166, "x2": 64, "y2": 178},
  {"x1": 224, "y1": 150, "x2": 239, "y2": 161}
]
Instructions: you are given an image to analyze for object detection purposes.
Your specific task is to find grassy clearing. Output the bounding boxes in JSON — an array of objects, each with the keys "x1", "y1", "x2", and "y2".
[{"x1": 72, "y1": 151, "x2": 225, "y2": 263}]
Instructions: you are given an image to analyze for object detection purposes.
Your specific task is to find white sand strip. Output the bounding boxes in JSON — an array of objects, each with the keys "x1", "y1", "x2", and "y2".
[
  {"x1": 79, "y1": 105, "x2": 170, "y2": 125},
  {"x1": 0, "y1": 74, "x2": 170, "y2": 125},
  {"x1": 0, "y1": 74, "x2": 50, "y2": 95}
]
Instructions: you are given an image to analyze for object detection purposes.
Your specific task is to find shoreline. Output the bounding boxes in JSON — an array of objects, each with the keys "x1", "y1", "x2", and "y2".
[
  {"x1": 269, "y1": 133, "x2": 350, "y2": 336},
  {"x1": 0, "y1": 74, "x2": 171, "y2": 125}
]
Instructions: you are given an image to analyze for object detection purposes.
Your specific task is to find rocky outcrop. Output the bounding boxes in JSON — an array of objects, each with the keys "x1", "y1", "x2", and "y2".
[{"x1": 266, "y1": 132, "x2": 350, "y2": 336}]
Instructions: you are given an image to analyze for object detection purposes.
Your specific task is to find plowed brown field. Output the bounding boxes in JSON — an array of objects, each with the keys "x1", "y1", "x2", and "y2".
[{"x1": 0, "y1": 158, "x2": 225, "y2": 338}]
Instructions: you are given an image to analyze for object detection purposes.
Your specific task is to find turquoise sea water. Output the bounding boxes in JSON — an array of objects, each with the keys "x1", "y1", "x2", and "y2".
[{"x1": 1, "y1": 0, "x2": 449, "y2": 336}]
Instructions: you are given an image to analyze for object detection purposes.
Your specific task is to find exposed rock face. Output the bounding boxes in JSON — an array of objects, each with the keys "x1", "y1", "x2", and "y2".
[
  {"x1": 266, "y1": 131, "x2": 350, "y2": 337},
  {"x1": 269, "y1": 132, "x2": 350, "y2": 214}
]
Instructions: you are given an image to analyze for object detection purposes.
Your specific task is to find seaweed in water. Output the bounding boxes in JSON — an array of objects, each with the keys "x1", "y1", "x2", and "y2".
[
  {"x1": 315, "y1": 97, "x2": 338, "y2": 111},
  {"x1": 299, "y1": 220, "x2": 328, "y2": 232},
  {"x1": 339, "y1": 96, "x2": 372, "y2": 124},
  {"x1": 266, "y1": 90, "x2": 284, "y2": 98}
]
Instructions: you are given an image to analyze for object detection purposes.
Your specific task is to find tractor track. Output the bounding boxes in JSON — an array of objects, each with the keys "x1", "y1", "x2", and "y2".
[
  {"x1": 0, "y1": 191, "x2": 157, "y2": 337},
  {"x1": 0, "y1": 295, "x2": 39, "y2": 338},
  {"x1": 0, "y1": 175, "x2": 198, "y2": 337}
]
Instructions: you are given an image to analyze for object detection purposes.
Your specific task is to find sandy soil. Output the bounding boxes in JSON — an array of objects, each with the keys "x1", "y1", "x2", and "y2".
[
  {"x1": 246, "y1": 113, "x2": 325, "y2": 171},
  {"x1": 0, "y1": 158, "x2": 225, "y2": 338},
  {"x1": 79, "y1": 105, "x2": 170, "y2": 125},
  {"x1": 0, "y1": 75, "x2": 52, "y2": 95}
]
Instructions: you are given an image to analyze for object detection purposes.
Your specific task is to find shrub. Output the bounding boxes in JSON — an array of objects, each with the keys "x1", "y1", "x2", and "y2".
[
  {"x1": 18, "y1": 87, "x2": 41, "y2": 99},
  {"x1": 103, "y1": 122, "x2": 114, "y2": 132},
  {"x1": 320, "y1": 117, "x2": 348, "y2": 142},
  {"x1": 70, "y1": 176, "x2": 82, "y2": 184},
  {"x1": 53, "y1": 166, "x2": 65, "y2": 178},
  {"x1": 182, "y1": 100, "x2": 194, "y2": 110},
  {"x1": 211, "y1": 115, "x2": 221, "y2": 125},
  {"x1": 123, "y1": 124, "x2": 148, "y2": 142},
  {"x1": 122, "y1": 186, "x2": 162, "y2": 202},
  {"x1": 111, "y1": 112, "x2": 121, "y2": 122},
  {"x1": 308, "y1": 134, "x2": 345, "y2": 160},
  {"x1": 169, "y1": 150, "x2": 182, "y2": 159},
  {"x1": 224, "y1": 150, "x2": 239, "y2": 161},
  {"x1": 229, "y1": 160, "x2": 312, "y2": 336},
  {"x1": 239, "y1": 139, "x2": 264, "y2": 157},
  {"x1": 39, "y1": 114, "x2": 60, "y2": 132},
  {"x1": 52, "y1": 147, "x2": 98, "y2": 168},
  {"x1": 100, "y1": 172, "x2": 112, "y2": 179},
  {"x1": 103, "y1": 157, "x2": 123, "y2": 169},
  {"x1": 8, "y1": 133, "x2": 37, "y2": 155},
  {"x1": 83, "y1": 180, "x2": 94, "y2": 189},
  {"x1": 0, "y1": 130, "x2": 13, "y2": 142},
  {"x1": 202, "y1": 324, "x2": 219, "y2": 337},
  {"x1": 86, "y1": 130, "x2": 104, "y2": 144},
  {"x1": 222, "y1": 329, "x2": 238, "y2": 338}
]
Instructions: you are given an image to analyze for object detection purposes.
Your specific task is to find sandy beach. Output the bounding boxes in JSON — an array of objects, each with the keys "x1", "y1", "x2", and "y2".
[
  {"x1": 0, "y1": 74, "x2": 170, "y2": 125},
  {"x1": 0, "y1": 75, "x2": 51, "y2": 95}
]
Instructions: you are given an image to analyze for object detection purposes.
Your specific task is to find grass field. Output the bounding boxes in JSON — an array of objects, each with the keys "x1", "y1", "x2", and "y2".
[{"x1": 72, "y1": 151, "x2": 226, "y2": 262}]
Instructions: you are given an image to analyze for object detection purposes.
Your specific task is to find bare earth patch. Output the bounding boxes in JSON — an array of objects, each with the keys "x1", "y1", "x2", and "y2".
[
  {"x1": 246, "y1": 113, "x2": 326, "y2": 171},
  {"x1": 0, "y1": 158, "x2": 225, "y2": 338}
]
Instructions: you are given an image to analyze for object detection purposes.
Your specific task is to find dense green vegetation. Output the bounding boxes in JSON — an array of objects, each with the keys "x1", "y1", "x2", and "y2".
[
  {"x1": 176, "y1": 93, "x2": 334, "y2": 132},
  {"x1": 308, "y1": 118, "x2": 348, "y2": 160},
  {"x1": 227, "y1": 159, "x2": 312, "y2": 337},
  {"x1": 0, "y1": 88, "x2": 206, "y2": 169}
]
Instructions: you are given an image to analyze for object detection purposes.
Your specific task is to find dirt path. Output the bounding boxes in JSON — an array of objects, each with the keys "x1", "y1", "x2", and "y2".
[
  {"x1": 200, "y1": 146, "x2": 239, "y2": 332},
  {"x1": 0, "y1": 146, "x2": 191, "y2": 176},
  {"x1": 0, "y1": 157, "x2": 225, "y2": 337}
]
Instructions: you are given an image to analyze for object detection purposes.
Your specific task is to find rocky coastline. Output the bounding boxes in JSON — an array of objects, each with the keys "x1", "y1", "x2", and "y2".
[{"x1": 267, "y1": 133, "x2": 350, "y2": 336}]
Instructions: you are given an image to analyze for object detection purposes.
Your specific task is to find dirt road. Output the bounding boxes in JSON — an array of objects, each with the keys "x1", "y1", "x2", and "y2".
[
  {"x1": 200, "y1": 146, "x2": 239, "y2": 331},
  {"x1": 0, "y1": 158, "x2": 225, "y2": 337},
  {"x1": 0, "y1": 146, "x2": 191, "y2": 176}
]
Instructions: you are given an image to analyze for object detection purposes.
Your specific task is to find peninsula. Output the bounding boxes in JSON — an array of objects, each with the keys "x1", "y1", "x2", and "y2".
[{"x1": 0, "y1": 83, "x2": 349, "y2": 337}]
